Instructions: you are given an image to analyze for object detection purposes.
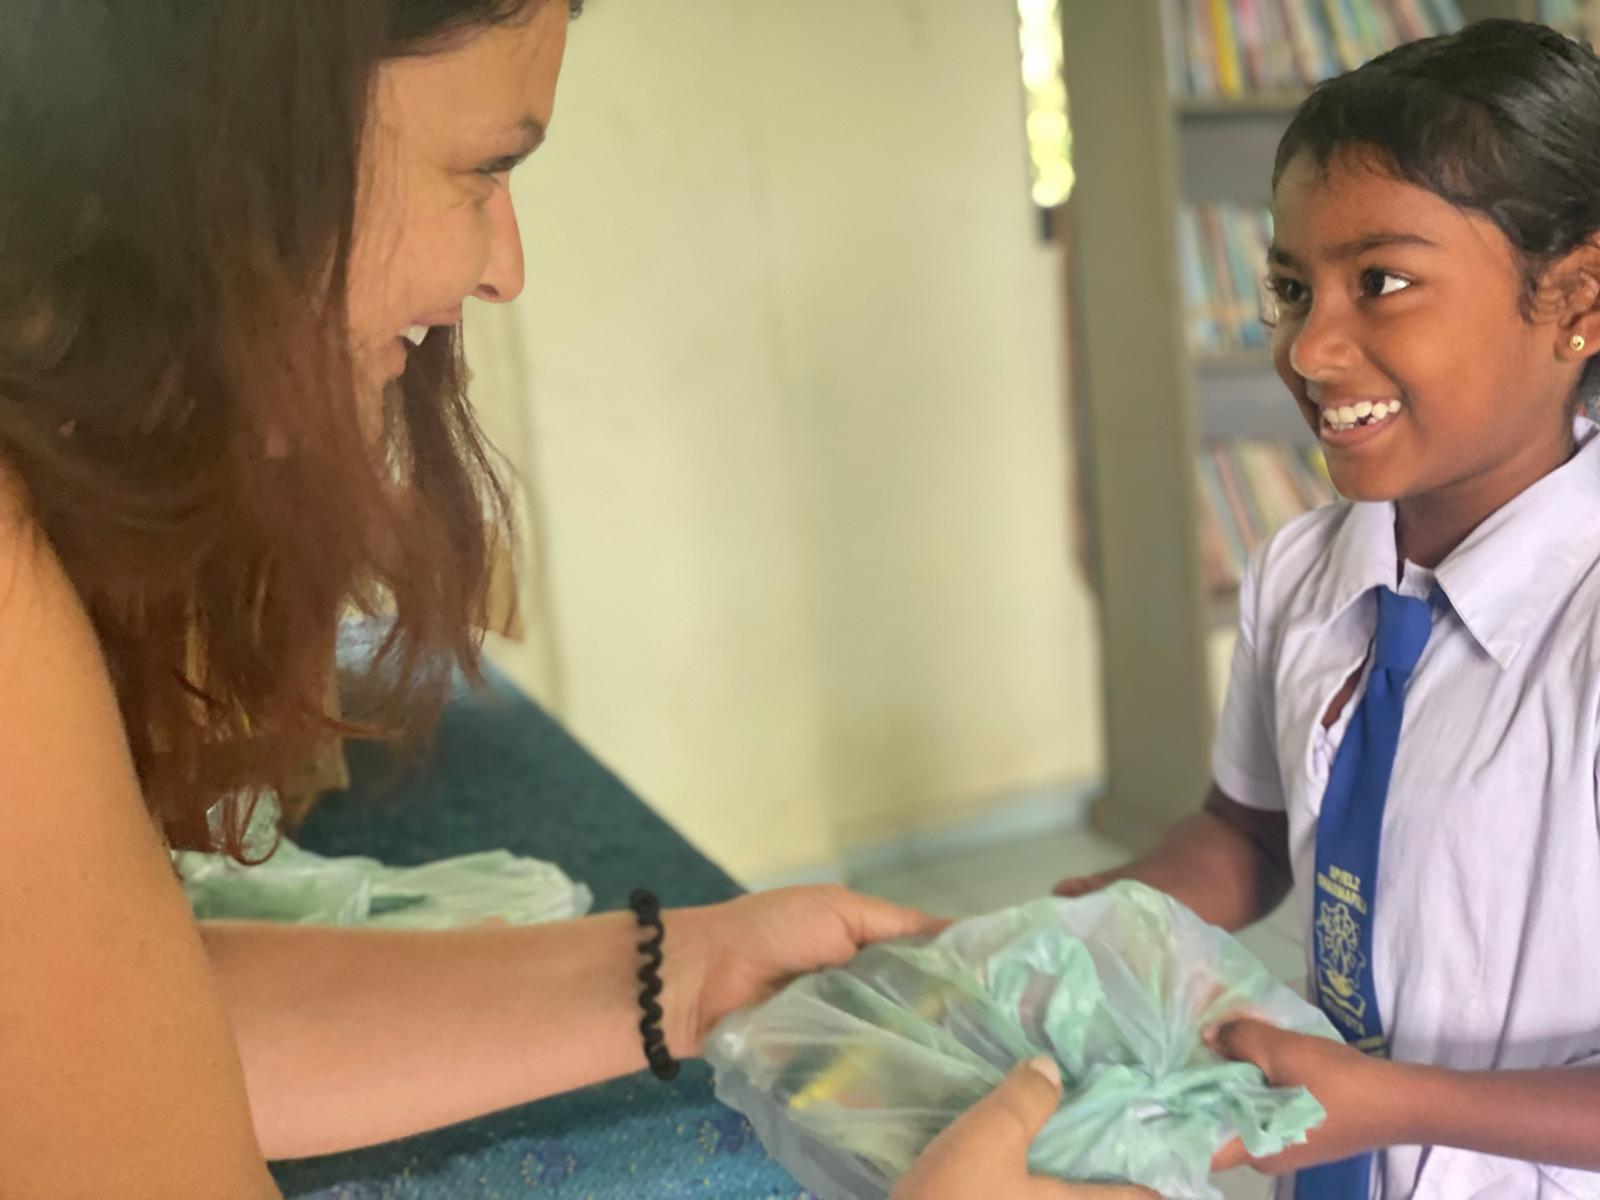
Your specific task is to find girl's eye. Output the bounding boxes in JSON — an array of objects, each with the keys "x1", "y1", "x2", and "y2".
[
  {"x1": 1360, "y1": 268, "x2": 1411, "y2": 298},
  {"x1": 1265, "y1": 275, "x2": 1308, "y2": 309}
]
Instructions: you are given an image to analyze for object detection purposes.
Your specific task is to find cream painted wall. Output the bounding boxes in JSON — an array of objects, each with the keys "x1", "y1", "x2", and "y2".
[{"x1": 471, "y1": 0, "x2": 1104, "y2": 881}]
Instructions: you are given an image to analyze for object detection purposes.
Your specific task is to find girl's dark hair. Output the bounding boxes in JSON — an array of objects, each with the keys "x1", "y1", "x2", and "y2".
[
  {"x1": 0, "y1": 0, "x2": 574, "y2": 859},
  {"x1": 1276, "y1": 19, "x2": 1600, "y2": 309}
]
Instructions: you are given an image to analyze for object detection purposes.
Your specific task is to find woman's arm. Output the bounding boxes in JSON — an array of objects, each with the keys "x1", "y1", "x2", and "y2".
[
  {"x1": 208, "y1": 886, "x2": 944, "y2": 1161},
  {"x1": 202, "y1": 913, "x2": 658, "y2": 1159},
  {"x1": 0, "y1": 504, "x2": 280, "y2": 1199}
]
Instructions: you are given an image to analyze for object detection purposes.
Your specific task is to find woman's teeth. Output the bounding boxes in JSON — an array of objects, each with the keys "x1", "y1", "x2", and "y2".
[
  {"x1": 403, "y1": 324, "x2": 429, "y2": 347},
  {"x1": 1321, "y1": 399, "x2": 1402, "y2": 433}
]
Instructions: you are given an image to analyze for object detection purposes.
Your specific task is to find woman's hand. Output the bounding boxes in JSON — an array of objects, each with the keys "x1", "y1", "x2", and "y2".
[
  {"x1": 894, "y1": 1058, "x2": 1160, "y2": 1199},
  {"x1": 663, "y1": 885, "x2": 947, "y2": 1057},
  {"x1": 1207, "y1": 1018, "x2": 1411, "y2": 1174}
]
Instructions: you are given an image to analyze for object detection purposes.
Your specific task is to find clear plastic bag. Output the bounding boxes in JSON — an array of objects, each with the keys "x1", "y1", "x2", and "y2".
[
  {"x1": 175, "y1": 796, "x2": 593, "y2": 929},
  {"x1": 706, "y1": 882, "x2": 1337, "y2": 1200}
]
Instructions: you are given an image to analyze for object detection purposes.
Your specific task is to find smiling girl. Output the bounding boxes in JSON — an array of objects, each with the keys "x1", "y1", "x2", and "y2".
[{"x1": 1057, "y1": 19, "x2": 1600, "y2": 1198}]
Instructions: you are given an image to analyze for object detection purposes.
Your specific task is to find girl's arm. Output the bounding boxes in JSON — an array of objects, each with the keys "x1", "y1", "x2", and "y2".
[
  {"x1": 0, "y1": 499, "x2": 281, "y2": 1200},
  {"x1": 1211, "y1": 1018, "x2": 1600, "y2": 1174},
  {"x1": 1405, "y1": 1063, "x2": 1600, "y2": 1171},
  {"x1": 1055, "y1": 784, "x2": 1294, "y2": 931}
]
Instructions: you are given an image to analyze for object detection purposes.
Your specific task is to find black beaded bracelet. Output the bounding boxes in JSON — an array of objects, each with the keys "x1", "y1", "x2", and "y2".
[{"x1": 628, "y1": 888, "x2": 681, "y2": 1082}]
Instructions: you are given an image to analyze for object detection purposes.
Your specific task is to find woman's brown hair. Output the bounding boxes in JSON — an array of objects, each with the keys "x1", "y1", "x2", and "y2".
[{"x1": 0, "y1": 0, "x2": 577, "y2": 858}]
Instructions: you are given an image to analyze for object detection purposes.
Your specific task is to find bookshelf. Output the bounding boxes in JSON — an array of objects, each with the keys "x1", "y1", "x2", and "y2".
[
  {"x1": 1176, "y1": 92, "x2": 1309, "y2": 115},
  {"x1": 1057, "y1": 0, "x2": 1539, "y2": 851}
]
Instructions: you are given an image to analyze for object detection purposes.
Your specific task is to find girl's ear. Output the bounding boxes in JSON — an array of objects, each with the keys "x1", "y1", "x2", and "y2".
[{"x1": 1545, "y1": 238, "x2": 1600, "y2": 361}]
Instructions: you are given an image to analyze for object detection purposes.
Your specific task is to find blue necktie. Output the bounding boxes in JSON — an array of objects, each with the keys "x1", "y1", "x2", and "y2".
[{"x1": 1295, "y1": 586, "x2": 1434, "y2": 1200}]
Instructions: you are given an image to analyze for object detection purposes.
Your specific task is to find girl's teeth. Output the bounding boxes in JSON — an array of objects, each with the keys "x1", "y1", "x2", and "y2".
[
  {"x1": 1321, "y1": 400, "x2": 1403, "y2": 432},
  {"x1": 404, "y1": 324, "x2": 429, "y2": 346}
]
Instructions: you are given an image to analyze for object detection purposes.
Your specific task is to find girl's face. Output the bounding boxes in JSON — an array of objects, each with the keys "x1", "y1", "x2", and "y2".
[
  {"x1": 346, "y1": 1, "x2": 569, "y2": 394},
  {"x1": 1268, "y1": 150, "x2": 1583, "y2": 510}
]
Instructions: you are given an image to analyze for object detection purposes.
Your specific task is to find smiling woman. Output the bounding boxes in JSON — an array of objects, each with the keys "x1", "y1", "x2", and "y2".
[
  {"x1": 0, "y1": 4, "x2": 1156, "y2": 1198},
  {"x1": 0, "y1": 1, "x2": 571, "y2": 860},
  {"x1": 0, "y1": 0, "x2": 950, "y2": 1194},
  {"x1": 349, "y1": 6, "x2": 569, "y2": 398}
]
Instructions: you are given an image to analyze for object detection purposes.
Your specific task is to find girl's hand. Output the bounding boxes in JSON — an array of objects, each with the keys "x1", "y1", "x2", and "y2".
[
  {"x1": 1207, "y1": 1018, "x2": 1413, "y2": 1174},
  {"x1": 663, "y1": 885, "x2": 948, "y2": 1057},
  {"x1": 894, "y1": 1058, "x2": 1159, "y2": 1199},
  {"x1": 1051, "y1": 868, "x2": 1124, "y2": 898}
]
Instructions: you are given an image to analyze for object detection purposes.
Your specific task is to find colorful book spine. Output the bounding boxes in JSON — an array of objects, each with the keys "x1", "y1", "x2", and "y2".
[
  {"x1": 1177, "y1": 207, "x2": 1223, "y2": 355},
  {"x1": 1238, "y1": 442, "x2": 1307, "y2": 527},
  {"x1": 1301, "y1": 0, "x2": 1342, "y2": 79},
  {"x1": 1221, "y1": 209, "x2": 1269, "y2": 349},
  {"x1": 1258, "y1": 0, "x2": 1299, "y2": 91},
  {"x1": 1164, "y1": 0, "x2": 1470, "y2": 98},
  {"x1": 1179, "y1": 203, "x2": 1275, "y2": 356},
  {"x1": 1321, "y1": 0, "x2": 1364, "y2": 70},
  {"x1": 1240, "y1": 209, "x2": 1275, "y2": 336},
  {"x1": 1277, "y1": 0, "x2": 1325, "y2": 85},
  {"x1": 1185, "y1": 0, "x2": 1219, "y2": 96},
  {"x1": 1197, "y1": 452, "x2": 1250, "y2": 588},
  {"x1": 1367, "y1": 0, "x2": 1401, "y2": 51},
  {"x1": 1535, "y1": 0, "x2": 1592, "y2": 41},
  {"x1": 1212, "y1": 444, "x2": 1265, "y2": 555},
  {"x1": 1345, "y1": 0, "x2": 1386, "y2": 59},
  {"x1": 1299, "y1": 445, "x2": 1334, "y2": 492},
  {"x1": 1427, "y1": 0, "x2": 1467, "y2": 33},
  {"x1": 1195, "y1": 441, "x2": 1335, "y2": 594},
  {"x1": 1211, "y1": 0, "x2": 1247, "y2": 95},
  {"x1": 1234, "y1": 0, "x2": 1267, "y2": 91},
  {"x1": 1196, "y1": 207, "x2": 1243, "y2": 353},
  {"x1": 1196, "y1": 468, "x2": 1243, "y2": 591},
  {"x1": 1391, "y1": 0, "x2": 1431, "y2": 42}
]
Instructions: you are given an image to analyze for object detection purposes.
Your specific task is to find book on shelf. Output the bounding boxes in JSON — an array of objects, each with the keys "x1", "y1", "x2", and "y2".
[
  {"x1": 1179, "y1": 202, "x2": 1274, "y2": 357},
  {"x1": 1212, "y1": 0, "x2": 1247, "y2": 94},
  {"x1": 1538, "y1": 0, "x2": 1600, "y2": 42},
  {"x1": 1165, "y1": 0, "x2": 1465, "y2": 99},
  {"x1": 1197, "y1": 440, "x2": 1334, "y2": 593}
]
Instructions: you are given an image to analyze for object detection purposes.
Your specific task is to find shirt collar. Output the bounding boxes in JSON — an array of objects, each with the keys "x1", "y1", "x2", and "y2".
[{"x1": 1312, "y1": 419, "x2": 1600, "y2": 668}]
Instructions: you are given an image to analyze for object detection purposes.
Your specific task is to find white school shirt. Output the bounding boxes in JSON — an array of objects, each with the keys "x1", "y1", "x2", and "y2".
[{"x1": 1214, "y1": 421, "x2": 1600, "y2": 1199}]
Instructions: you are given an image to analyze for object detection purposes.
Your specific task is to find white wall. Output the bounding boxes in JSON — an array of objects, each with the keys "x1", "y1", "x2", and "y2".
[{"x1": 471, "y1": 0, "x2": 1103, "y2": 881}]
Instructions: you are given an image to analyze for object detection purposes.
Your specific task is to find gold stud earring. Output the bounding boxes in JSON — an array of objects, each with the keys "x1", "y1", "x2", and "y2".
[{"x1": 1572, "y1": 334, "x2": 1588, "y2": 352}]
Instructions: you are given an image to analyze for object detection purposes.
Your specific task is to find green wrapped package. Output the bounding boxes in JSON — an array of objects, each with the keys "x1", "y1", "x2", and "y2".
[
  {"x1": 706, "y1": 882, "x2": 1337, "y2": 1200},
  {"x1": 174, "y1": 795, "x2": 592, "y2": 929}
]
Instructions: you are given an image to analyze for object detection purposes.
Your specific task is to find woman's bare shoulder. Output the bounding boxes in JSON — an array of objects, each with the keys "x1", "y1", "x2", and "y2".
[
  {"x1": 0, "y1": 467, "x2": 110, "y2": 722},
  {"x1": 0, "y1": 464, "x2": 279, "y2": 1197}
]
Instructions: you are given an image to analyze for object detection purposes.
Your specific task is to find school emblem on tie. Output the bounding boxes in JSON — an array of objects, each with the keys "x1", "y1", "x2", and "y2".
[
  {"x1": 1316, "y1": 899, "x2": 1364, "y2": 1009},
  {"x1": 1314, "y1": 863, "x2": 1376, "y2": 1042}
]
